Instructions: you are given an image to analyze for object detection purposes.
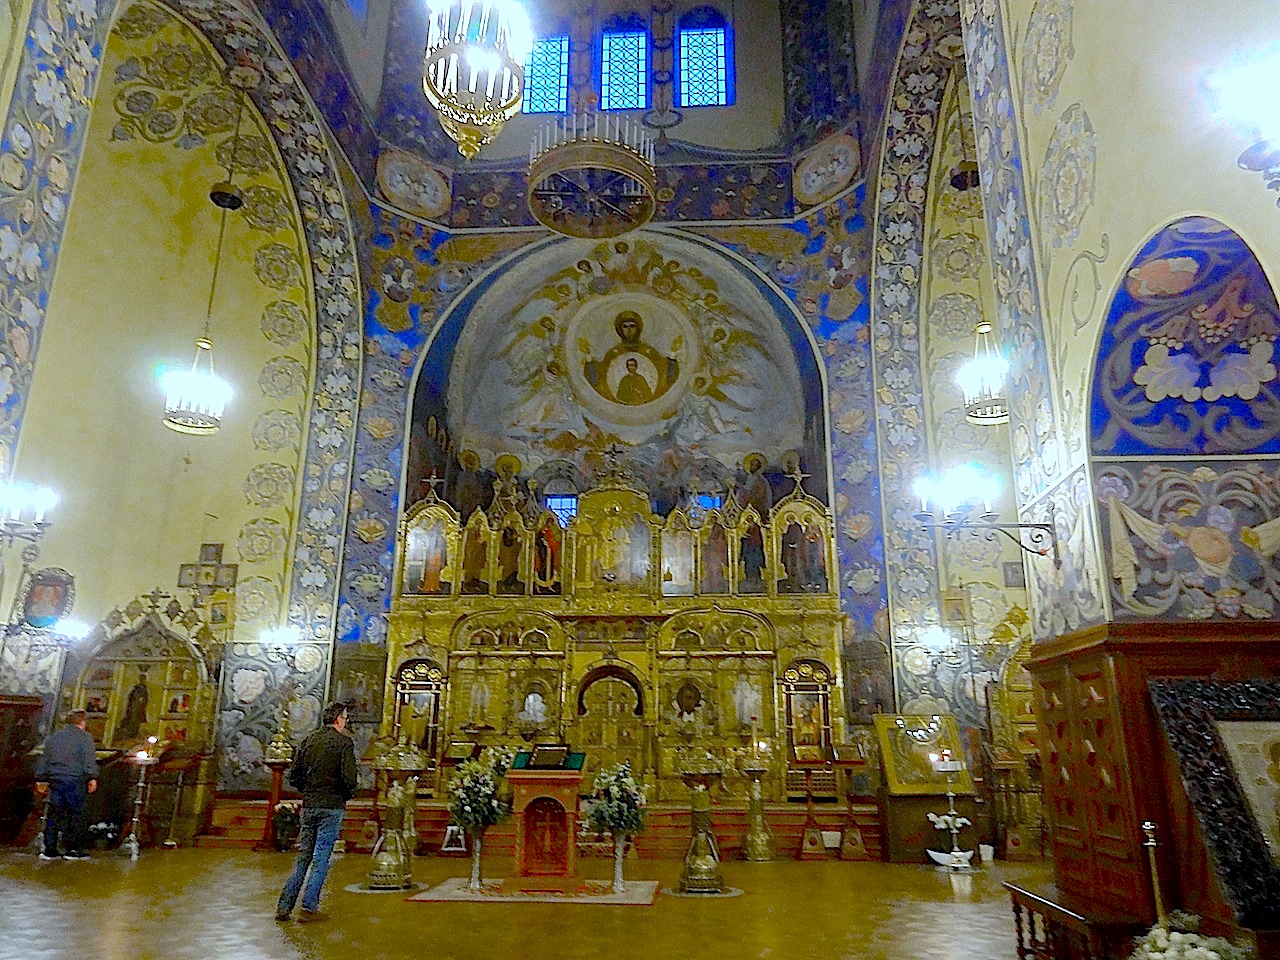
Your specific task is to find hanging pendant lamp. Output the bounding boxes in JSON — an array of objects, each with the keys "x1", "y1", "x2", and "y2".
[{"x1": 161, "y1": 80, "x2": 245, "y2": 435}]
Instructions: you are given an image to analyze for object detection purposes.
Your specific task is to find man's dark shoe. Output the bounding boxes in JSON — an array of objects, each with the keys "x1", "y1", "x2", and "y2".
[
  {"x1": 62, "y1": 851, "x2": 89, "y2": 861},
  {"x1": 274, "y1": 913, "x2": 292, "y2": 923},
  {"x1": 297, "y1": 910, "x2": 328, "y2": 923}
]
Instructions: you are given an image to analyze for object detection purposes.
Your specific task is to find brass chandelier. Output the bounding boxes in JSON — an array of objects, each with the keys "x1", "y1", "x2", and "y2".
[
  {"x1": 528, "y1": 112, "x2": 656, "y2": 238},
  {"x1": 422, "y1": 1, "x2": 533, "y2": 159}
]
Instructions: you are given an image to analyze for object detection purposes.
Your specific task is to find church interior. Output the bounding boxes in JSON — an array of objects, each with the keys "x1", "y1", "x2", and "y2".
[{"x1": 2, "y1": 0, "x2": 1280, "y2": 957}]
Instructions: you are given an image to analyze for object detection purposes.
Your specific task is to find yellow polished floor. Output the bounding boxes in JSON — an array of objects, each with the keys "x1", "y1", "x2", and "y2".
[{"x1": 0, "y1": 848, "x2": 1050, "y2": 960}]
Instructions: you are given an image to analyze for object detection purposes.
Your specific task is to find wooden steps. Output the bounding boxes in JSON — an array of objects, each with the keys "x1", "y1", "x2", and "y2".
[{"x1": 195, "y1": 797, "x2": 884, "y2": 861}]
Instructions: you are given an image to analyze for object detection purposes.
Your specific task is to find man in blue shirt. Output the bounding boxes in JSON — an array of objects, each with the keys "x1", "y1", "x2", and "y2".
[
  {"x1": 34, "y1": 710, "x2": 99, "y2": 861},
  {"x1": 275, "y1": 701, "x2": 358, "y2": 923}
]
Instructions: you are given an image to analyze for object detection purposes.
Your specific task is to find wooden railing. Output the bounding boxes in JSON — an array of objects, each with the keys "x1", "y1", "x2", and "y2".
[{"x1": 1006, "y1": 882, "x2": 1141, "y2": 960}]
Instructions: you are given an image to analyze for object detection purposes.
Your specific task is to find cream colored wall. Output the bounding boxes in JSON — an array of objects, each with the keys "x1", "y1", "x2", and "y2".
[
  {"x1": 0, "y1": 0, "x2": 33, "y2": 122},
  {"x1": 15, "y1": 5, "x2": 314, "y2": 634},
  {"x1": 318, "y1": 0, "x2": 390, "y2": 110},
  {"x1": 1002, "y1": 0, "x2": 1280, "y2": 462}
]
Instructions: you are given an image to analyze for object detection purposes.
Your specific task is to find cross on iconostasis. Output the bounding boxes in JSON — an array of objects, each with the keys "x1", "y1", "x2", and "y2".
[{"x1": 177, "y1": 543, "x2": 239, "y2": 607}]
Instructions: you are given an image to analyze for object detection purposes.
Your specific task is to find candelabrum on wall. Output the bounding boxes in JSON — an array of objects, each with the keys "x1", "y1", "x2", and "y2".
[
  {"x1": 0, "y1": 482, "x2": 88, "y2": 690},
  {"x1": 913, "y1": 465, "x2": 1060, "y2": 569}
]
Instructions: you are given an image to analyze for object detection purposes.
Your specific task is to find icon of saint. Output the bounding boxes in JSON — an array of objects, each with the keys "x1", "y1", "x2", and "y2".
[
  {"x1": 583, "y1": 311, "x2": 679, "y2": 405},
  {"x1": 117, "y1": 668, "x2": 150, "y2": 741},
  {"x1": 615, "y1": 358, "x2": 653, "y2": 404}
]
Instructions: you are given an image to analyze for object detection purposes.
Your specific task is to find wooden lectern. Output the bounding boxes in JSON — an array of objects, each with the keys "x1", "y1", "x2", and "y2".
[{"x1": 506, "y1": 748, "x2": 585, "y2": 887}]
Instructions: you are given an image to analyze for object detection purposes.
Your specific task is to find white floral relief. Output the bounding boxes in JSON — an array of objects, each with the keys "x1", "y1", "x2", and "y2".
[{"x1": 252, "y1": 408, "x2": 302, "y2": 450}]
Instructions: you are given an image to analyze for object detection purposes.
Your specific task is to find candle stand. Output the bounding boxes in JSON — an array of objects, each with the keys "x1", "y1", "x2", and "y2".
[
  {"x1": 121, "y1": 746, "x2": 162, "y2": 861},
  {"x1": 739, "y1": 761, "x2": 773, "y2": 861},
  {"x1": 678, "y1": 751, "x2": 725, "y2": 893}
]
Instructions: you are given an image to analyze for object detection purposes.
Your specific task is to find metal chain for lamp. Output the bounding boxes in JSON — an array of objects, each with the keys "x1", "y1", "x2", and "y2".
[{"x1": 161, "y1": 78, "x2": 244, "y2": 436}]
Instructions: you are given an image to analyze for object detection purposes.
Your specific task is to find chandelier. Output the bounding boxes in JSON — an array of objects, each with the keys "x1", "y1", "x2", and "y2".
[
  {"x1": 956, "y1": 320, "x2": 1009, "y2": 426},
  {"x1": 422, "y1": 1, "x2": 533, "y2": 159},
  {"x1": 528, "y1": 112, "x2": 656, "y2": 238},
  {"x1": 161, "y1": 79, "x2": 244, "y2": 435}
]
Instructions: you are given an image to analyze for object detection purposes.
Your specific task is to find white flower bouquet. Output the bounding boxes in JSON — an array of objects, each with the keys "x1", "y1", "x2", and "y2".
[
  {"x1": 1130, "y1": 912, "x2": 1254, "y2": 960},
  {"x1": 447, "y1": 754, "x2": 512, "y2": 832},
  {"x1": 585, "y1": 761, "x2": 648, "y2": 835},
  {"x1": 927, "y1": 811, "x2": 972, "y2": 832}
]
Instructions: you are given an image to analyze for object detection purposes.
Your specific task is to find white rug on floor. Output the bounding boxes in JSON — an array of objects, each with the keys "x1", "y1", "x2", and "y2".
[{"x1": 408, "y1": 877, "x2": 659, "y2": 905}]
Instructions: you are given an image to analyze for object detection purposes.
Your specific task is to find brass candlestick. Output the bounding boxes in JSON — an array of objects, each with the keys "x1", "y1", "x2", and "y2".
[
  {"x1": 368, "y1": 735, "x2": 427, "y2": 890},
  {"x1": 739, "y1": 760, "x2": 773, "y2": 861},
  {"x1": 678, "y1": 752, "x2": 725, "y2": 893},
  {"x1": 1141, "y1": 820, "x2": 1167, "y2": 925}
]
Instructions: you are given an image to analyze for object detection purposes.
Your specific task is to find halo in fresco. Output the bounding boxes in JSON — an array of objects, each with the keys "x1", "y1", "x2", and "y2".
[
  {"x1": 445, "y1": 233, "x2": 806, "y2": 473},
  {"x1": 793, "y1": 133, "x2": 860, "y2": 206},
  {"x1": 564, "y1": 293, "x2": 700, "y2": 429},
  {"x1": 376, "y1": 148, "x2": 451, "y2": 218}
]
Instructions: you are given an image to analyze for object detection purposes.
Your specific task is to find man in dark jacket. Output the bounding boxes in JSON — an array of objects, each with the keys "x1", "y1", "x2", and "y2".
[
  {"x1": 275, "y1": 701, "x2": 358, "y2": 922},
  {"x1": 34, "y1": 710, "x2": 99, "y2": 861}
]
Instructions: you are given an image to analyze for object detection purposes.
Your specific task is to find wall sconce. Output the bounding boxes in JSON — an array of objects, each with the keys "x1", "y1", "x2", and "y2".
[
  {"x1": 913, "y1": 465, "x2": 1060, "y2": 568},
  {"x1": 918, "y1": 625, "x2": 961, "y2": 666},
  {"x1": 261, "y1": 625, "x2": 303, "y2": 663}
]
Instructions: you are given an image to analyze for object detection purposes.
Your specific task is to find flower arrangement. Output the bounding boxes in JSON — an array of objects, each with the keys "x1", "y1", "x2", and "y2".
[
  {"x1": 87, "y1": 821, "x2": 120, "y2": 850},
  {"x1": 272, "y1": 800, "x2": 301, "y2": 851},
  {"x1": 585, "y1": 761, "x2": 648, "y2": 835},
  {"x1": 447, "y1": 750, "x2": 513, "y2": 833},
  {"x1": 1130, "y1": 912, "x2": 1254, "y2": 960},
  {"x1": 927, "y1": 811, "x2": 972, "y2": 833}
]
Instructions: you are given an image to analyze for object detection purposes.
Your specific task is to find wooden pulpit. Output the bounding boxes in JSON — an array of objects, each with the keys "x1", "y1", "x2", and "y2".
[{"x1": 507, "y1": 748, "x2": 585, "y2": 883}]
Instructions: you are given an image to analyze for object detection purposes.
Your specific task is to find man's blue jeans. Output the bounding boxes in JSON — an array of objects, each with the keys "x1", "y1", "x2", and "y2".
[
  {"x1": 276, "y1": 806, "x2": 344, "y2": 914},
  {"x1": 43, "y1": 777, "x2": 87, "y2": 856}
]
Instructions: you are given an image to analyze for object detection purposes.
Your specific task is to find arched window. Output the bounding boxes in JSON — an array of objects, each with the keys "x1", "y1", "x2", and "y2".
[
  {"x1": 522, "y1": 34, "x2": 570, "y2": 114},
  {"x1": 345, "y1": 0, "x2": 367, "y2": 21},
  {"x1": 676, "y1": 6, "x2": 733, "y2": 107},
  {"x1": 599, "y1": 13, "x2": 649, "y2": 110}
]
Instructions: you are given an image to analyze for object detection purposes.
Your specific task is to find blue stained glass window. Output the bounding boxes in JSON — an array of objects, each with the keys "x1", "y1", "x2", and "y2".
[
  {"x1": 546, "y1": 495, "x2": 578, "y2": 526},
  {"x1": 677, "y1": 7, "x2": 733, "y2": 107},
  {"x1": 696, "y1": 494, "x2": 723, "y2": 510},
  {"x1": 600, "y1": 30, "x2": 649, "y2": 110},
  {"x1": 522, "y1": 35, "x2": 570, "y2": 114},
  {"x1": 345, "y1": 0, "x2": 367, "y2": 21}
]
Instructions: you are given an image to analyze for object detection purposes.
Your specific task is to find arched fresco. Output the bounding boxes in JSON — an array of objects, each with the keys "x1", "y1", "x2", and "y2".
[
  {"x1": 411, "y1": 231, "x2": 819, "y2": 514},
  {"x1": 1091, "y1": 217, "x2": 1280, "y2": 457},
  {"x1": 1092, "y1": 217, "x2": 1280, "y2": 623}
]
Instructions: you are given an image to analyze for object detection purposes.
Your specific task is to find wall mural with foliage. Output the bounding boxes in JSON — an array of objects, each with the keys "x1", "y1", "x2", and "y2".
[
  {"x1": 868, "y1": 0, "x2": 957, "y2": 690},
  {"x1": 1091, "y1": 218, "x2": 1280, "y2": 457},
  {"x1": 0, "y1": 0, "x2": 363, "y2": 790},
  {"x1": 1097, "y1": 461, "x2": 1280, "y2": 622},
  {"x1": 1092, "y1": 217, "x2": 1280, "y2": 624},
  {"x1": 958, "y1": 0, "x2": 1104, "y2": 641},
  {"x1": 104, "y1": 2, "x2": 315, "y2": 639}
]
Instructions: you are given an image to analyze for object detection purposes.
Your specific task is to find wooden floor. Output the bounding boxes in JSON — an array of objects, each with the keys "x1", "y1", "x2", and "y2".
[{"x1": 0, "y1": 847, "x2": 1051, "y2": 960}]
